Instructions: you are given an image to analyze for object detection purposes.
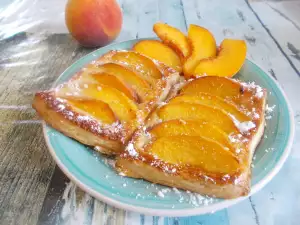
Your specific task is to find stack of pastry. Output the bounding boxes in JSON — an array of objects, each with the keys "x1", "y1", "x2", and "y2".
[{"x1": 33, "y1": 23, "x2": 267, "y2": 199}]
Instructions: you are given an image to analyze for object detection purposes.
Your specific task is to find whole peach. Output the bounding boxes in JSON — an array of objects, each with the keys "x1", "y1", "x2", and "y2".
[{"x1": 65, "y1": 0, "x2": 122, "y2": 47}]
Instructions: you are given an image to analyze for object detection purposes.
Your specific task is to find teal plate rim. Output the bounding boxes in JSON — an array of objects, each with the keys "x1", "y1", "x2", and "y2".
[{"x1": 42, "y1": 39, "x2": 295, "y2": 216}]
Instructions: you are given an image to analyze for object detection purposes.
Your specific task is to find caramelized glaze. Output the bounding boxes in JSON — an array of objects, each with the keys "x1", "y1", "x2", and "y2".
[{"x1": 118, "y1": 76, "x2": 267, "y2": 192}]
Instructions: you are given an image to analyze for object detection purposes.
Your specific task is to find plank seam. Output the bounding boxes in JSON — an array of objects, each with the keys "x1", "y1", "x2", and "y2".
[
  {"x1": 269, "y1": 69, "x2": 278, "y2": 80},
  {"x1": 249, "y1": 197, "x2": 260, "y2": 225},
  {"x1": 245, "y1": 0, "x2": 300, "y2": 77},
  {"x1": 180, "y1": 0, "x2": 188, "y2": 31},
  {"x1": 266, "y1": 3, "x2": 300, "y2": 32},
  {"x1": 157, "y1": 0, "x2": 160, "y2": 21}
]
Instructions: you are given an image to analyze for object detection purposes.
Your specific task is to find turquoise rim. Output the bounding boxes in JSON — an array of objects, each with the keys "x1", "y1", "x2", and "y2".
[{"x1": 42, "y1": 39, "x2": 295, "y2": 216}]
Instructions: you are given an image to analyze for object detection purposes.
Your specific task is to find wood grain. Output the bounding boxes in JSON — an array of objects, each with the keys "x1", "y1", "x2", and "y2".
[
  {"x1": 37, "y1": 167, "x2": 70, "y2": 225},
  {"x1": 158, "y1": 0, "x2": 187, "y2": 32},
  {"x1": 250, "y1": 1, "x2": 300, "y2": 74},
  {"x1": 0, "y1": 33, "x2": 92, "y2": 225}
]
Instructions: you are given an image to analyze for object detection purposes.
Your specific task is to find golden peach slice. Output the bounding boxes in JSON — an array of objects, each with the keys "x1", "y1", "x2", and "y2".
[
  {"x1": 67, "y1": 99, "x2": 117, "y2": 124},
  {"x1": 148, "y1": 136, "x2": 240, "y2": 174},
  {"x1": 157, "y1": 102, "x2": 239, "y2": 134},
  {"x1": 168, "y1": 94, "x2": 250, "y2": 122},
  {"x1": 91, "y1": 72, "x2": 138, "y2": 102},
  {"x1": 133, "y1": 40, "x2": 182, "y2": 72},
  {"x1": 149, "y1": 119, "x2": 231, "y2": 149},
  {"x1": 194, "y1": 39, "x2": 247, "y2": 77},
  {"x1": 180, "y1": 76, "x2": 261, "y2": 113},
  {"x1": 99, "y1": 51, "x2": 161, "y2": 85},
  {"x1": 153, "y1": 23, "x2": 191, "y2": 58},
  {"x1": 183, "y1": 25, "x2": 217, "y2": 78},
  {"x1": 91, "y1": 63, "x2": 153, "y2": 102},
  {"x1": 57, "y1": 83, "x2": 138, "y2": 122}
]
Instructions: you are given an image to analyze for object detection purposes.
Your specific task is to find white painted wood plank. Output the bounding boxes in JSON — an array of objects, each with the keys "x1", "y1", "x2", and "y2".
[
  {"x1": 250, "y1": 1, "x2": 300, "y2": 73},
  {"x1": 115, "y1": 0, "x2": 138, "y2": 42},
  {"x1": 91, "y1": 200, "x2": 105, "y2": 225},
  {"x1": 91, "y1": 200, "x2": 126, "y2": 225},
  {"x1": 244, "y1": 163, "x2": 298, "y2": 225},
  {"x1": 158, "y1": 0, "x2": 187, "y2": 32},
  {"x1": 124, "y1": 211, "x2": 142, "y2": 225},
  {"x1": 227, "y1": 200, "x2": 257, "y2": 225},
  {"x1": 136, "y1": 0, "x2": 158, "y2": 38},
  {"x1": 60, "y1": 183, "x2": 94, "y2": 225},
  {"x1": 267, "y1": 1, "x2": 300, "y2": 29}
]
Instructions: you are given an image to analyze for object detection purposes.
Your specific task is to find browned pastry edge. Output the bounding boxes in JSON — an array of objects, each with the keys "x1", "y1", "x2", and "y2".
[
  {"x1": 115, "y1": 78, "x2": 267, "y2": 199},
  {"x1": 115, "y1": 115, "x2": 265, "y2": 199},
  {"x1": 33, "y1": 91, "x2": 125, "y2": 154},
  {"x1": 32, "y1": 52, "x2": 181, "y2": 155}
]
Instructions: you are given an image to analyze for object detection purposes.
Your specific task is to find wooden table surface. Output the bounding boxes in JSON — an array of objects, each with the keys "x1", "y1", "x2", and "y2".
[{"x1": 1, "y1": 0, "x2": 300, "y2": 224}]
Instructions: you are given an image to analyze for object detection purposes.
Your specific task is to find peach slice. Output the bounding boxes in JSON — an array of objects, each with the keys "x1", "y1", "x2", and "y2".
[
  {"x1": 99, "y1": 51, "x2": 162, "y2": 85},
  {"x1": 91, "y1": 72, "x2": 138, "y2": 102},
  {"x1": 67, "y1": 99, "x2": 117, "y2": 124},
  {"x1": 180, "y1": 76, "x2": 260, "y2": 112},
  {"x1": 133, "y1": 40, "x2": 182, "y2": 72},
  {"x1": 183, "y1": 25, "x2": 217, "y2": 78},
  {"x1": 168, "y1": 94, "x2": 250, "y2": 122},
  {"x1": 92, "y1": 63, "x2": 153, "y2": 102},
  {"x1": 153, "y1": 23, "x2": 191, "y2": 58},
  {"x1": 148, "y1": 136, "x2": 240, "y2": 174},
  {"x1": 157, "y1": 102, "x2": 239, "y2": 134},
  {"x1": 193, "y1": 39, "x2": 247, "y2": 77},
  {"x1": 57, "y1": 83, "x2": 138, "y2": 122},
  {"x1": 149, "y1": 119, "x2": 231, "y2": 149}
]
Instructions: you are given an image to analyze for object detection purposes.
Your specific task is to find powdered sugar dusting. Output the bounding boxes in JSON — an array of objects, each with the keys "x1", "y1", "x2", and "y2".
[
  {"x1": 187, "y1": 192, "x2": 208, "y2": 206},
  {"x1": 236, "y1": 148, "x2": 241, "y2": 154},
  {"x1": 246, "y1": 108, "x2": 260, "y2": 120},
  {"x1": 266, "y1": 104, "x2": 276, "y2": 113},
  {"x1": 255, "y1": 86, "x2": 264, "y2": 98},
  {"x1": 77, "y1": 115, "x2": 92, "y2": 122},
  {"x1": 119, "y1": 172, "x2": 126, "y2": 176},
  {"x1": 153, "y1": 185, "x2": 213, "y2": 207},
  {"x1": 126, "y1": 143, "x2": 138, "y2": 157},
  {"x1": 265, "y1": 104, "x2": 276, "y2": 120},
  {"x1": 158, "y1": 101, "x2": 167, "y2": 107},
  {"x1": 228, "y1": 133, "x2": 243, "y2": 143},
  {"x1": 173, "y1": 187, "x2": 181, "y2": 194},
  {"x1": 230, "y1": 114, "x2": 256, "y2": 134},
  {"x1": 237, "y1": 121, "x2": 256, "y2": 133},
  {"x1": 253, "y1": 112, "x2": 260, "y2": 119},
  {"x1": 242, "y1": 81, "x2": 264, "y2": 99},
  {"x1": 157, "y1": 190, "x2": 165, "y2": 198},
  {"x1": 102, "y1": 157, "x2": 116, "y2": 168},
  {"x1": 42, "y1": 92, "x2": 125, "y2": 140},
  {"x1": 161, "y1": 165, "x2": 178, "y2": 174}
]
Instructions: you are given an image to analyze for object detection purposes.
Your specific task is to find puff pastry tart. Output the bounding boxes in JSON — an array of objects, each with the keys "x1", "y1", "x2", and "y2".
[
  {"x1": 33, "y1": 50, "x2": 180, "y2": 155},
  {"x1": 33, "y1": 23, "x2": 267, "y2": 199},
  {"x1": 116, "y1": 76, "x2": 267, "y2": 199}
]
